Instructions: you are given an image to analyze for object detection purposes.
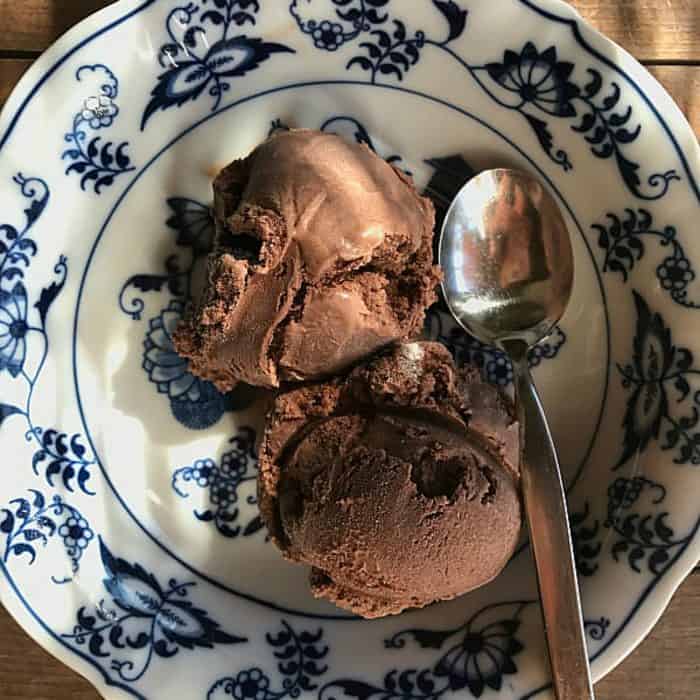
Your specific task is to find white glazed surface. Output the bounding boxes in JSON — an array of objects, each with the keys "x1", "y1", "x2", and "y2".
[{"x1": 0, "y1": 1, "x2": 698, "y2": 699}]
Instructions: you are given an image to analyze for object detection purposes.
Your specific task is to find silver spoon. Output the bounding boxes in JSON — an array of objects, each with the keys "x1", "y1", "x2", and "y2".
[{"x1": 439, "y1": 168, "x2": 594, "y2": 700}]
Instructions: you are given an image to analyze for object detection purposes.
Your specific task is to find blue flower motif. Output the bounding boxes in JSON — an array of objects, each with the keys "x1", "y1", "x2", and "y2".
[
  {"x1": 486, "y1": 355, "x2": 513, "y2": 386},
  {"x1": 80, "y1": 94, "x2": 118, "y2": 129},
  {"x1": 144, "y1": 300, "x2": 233, "y2": 430},
  {"x1": 190, "y1": 458, "x2": 216, "y2": 488},
  {"x1": 220, "y1": 444, "x2": 251, "y2": 479},
  {"x1": 63, "y1": 539, "x2": 246, "y2": 682},
  {"x1": 1, "y1": 490, "x2": 93, "y2": 580},
  {"x1": 58, "y1": 515, "x2": 94, "y2": 556},
  {"x1": 311, "y1": 20, "x2": 345, "y2": 50},
  {"x1": 226, "y1": 668, "x2": 271, "y2": 700},
  {"x1": 143, "y1": 300, "x2": 199, "y2": 402},
  {"x1": 208, "y1": 623, "x2": 328, "y2": 700},
  {"x1": 0, "y1": 282, "x2": 29, "y2": 377},
  {"x1": 141, "y1": 4, "x2": 294, "y2": 128},
  {"x1": 435, "y1": 619, "x2": 523, "y2": 696},
  {"x1": 171, "y1": 428, "x2": 263, "y2": 538},
  {"x1": 63, "y1": 64, "x2": 134, "y2": 195},
  {"x1": 657, "y1": 255, "x2": 694, "y2": 292},
  {"x1": 326, "y1": 602, "x2": 528, "y2": 700},
  {"x1": 143, "y1": 299, "x2": 200, "y2": 401},
  {"x1": 211, "y1": 479, "x2": 237, "y2": 509},
  {"x1": 485, "y1": 42, "x2": 579, "y2": 117}
]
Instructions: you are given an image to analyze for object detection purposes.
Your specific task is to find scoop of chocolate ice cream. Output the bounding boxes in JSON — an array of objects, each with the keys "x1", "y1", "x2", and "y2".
[
  {"x1": 259, "y1": 342, "x2": 521, "y2": 618},
  {"x1": 174, "y1": 129, "x2": 439, "y2": 390}
]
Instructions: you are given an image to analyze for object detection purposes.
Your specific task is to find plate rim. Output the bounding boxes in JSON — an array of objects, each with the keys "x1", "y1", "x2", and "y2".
[{"x1": 0, "y1": 0, "x2": 698, "y2": 698}]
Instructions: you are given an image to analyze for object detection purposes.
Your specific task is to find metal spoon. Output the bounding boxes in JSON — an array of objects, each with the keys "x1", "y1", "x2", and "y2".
[{"x1": 439, "y1": 168, "x2": 594, "y2": 700}]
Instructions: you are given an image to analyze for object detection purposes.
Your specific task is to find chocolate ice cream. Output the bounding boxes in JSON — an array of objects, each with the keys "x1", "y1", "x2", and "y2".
[
  {"x1": 174, "y1": 129, "x2": 439, "y2": 390},
  {"x1": 258, "y1": 342, "x2": 521, "y2": 618}
]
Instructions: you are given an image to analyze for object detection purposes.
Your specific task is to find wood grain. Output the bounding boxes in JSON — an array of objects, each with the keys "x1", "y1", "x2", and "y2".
[
  {"x1": 569, "y1": 0, "x2": 700, "y2": 62},
  {"x1": 646, "y1": 65, "x2": 700, "y2": 134},
  {"x1": 1, "y1": 575, "x2": 698, "y2": 699},
  {"x1": 0, "y1": 0, "x2": 698, "y2": 61},
  {"x1": 596, "y1": 573, "x2": 700, "y2": 699},
  {"x1": 0, "y1": 1, "x2": 113, "y2": 53},
  {"x1": 0, "y1": 0, "x2": 699, "y2": 698},
  {"x1": 0, "y1": 60, "x2": 31, "y2": 107},
  {"x1": 0, "y1": 606, "x2": 98, "y2": 700}
]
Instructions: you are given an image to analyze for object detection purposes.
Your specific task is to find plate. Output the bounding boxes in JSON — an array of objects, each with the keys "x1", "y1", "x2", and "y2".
[{"x1": 0, "y1": 1, "x2": 698, "y2": 698}]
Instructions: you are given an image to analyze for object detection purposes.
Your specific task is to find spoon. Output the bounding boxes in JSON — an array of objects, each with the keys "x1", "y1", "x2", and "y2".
[{"x1": 439, "y1": 168, "x2": 593, "y2": 700}]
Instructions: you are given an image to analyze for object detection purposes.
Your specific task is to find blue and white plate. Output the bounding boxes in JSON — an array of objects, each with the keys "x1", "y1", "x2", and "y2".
[{"x1": 0, "y1": 1, "x2": 698, "y2": 698}]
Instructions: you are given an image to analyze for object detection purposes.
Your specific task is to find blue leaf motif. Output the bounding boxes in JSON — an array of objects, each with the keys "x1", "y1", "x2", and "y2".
[
  {"x1": 160, "y1": 599, "x2": 245, "y2": 647},
  {"x1": 166, "y1": 197, "x2": 215, "y2": 254},
  {"x1": 1, "y1": 490, "x2": 93, "y2": 579},
  {"x1": 206, "y1": 36, "x2": 293, "y2": 79},
  {"x1": 9, "y1": 542, "x2": 36, "y2": 564},
  {"x1": 62, "y1": 65, "x2": 134, "y2": 194},
  {"x1": 142, "y1": 26, "x2": 294, "y2": 129},
  {"x1": 141, "y1": 60, "x2": 213, "y2": 130},
  {"x1": 209, "y1": 622, "x2": 327, "y2": 699},
  {"x1": 0, "y1": 404, "x2": 22, "y2": 426},
  {"x1": 104, "y1": 575, "x2": 163, "y2": 615},
  {"x1": 0, "y1": 510, "x2": 14, "y2": 534},
  {"x1": 172, "y1": 61, "x2": 213, "y2": 95},
  {"x1": 616, "y1": 292, "x2": 700, "y2": 467},
  {"x1": 100, "y1": 539, "x2": 164, "y2": 614},
  {"x1": 156, "y1": 602, "x2": 206, "y2": 639},
  {"x1": 433, "y1": 0, "x2": 468, "y2": 42},
  {"x1": 64, "y1": 538, "x2": 245, "y2": 682}
]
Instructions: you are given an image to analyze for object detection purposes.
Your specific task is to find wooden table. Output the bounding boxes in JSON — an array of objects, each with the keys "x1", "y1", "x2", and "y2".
[{"x1": 0, "y1": 1, "x2": 698, "y2": 698}]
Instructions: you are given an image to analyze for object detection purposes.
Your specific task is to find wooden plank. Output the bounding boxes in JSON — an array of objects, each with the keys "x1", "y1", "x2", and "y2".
[
  {"x1": 597, "y1": 573, "x2": 700, "y2": 699},
  {"x1": 0, "y1": 1, "x2": 698, "y2": 61},
  {"x1": 569, "y1": 0, "x2": 700, "y2": 62},
  {"x1": 0, "y1": 59, "x2": 31, "y2": 107},
  {"x1": 0, "y1": 0, "x2": 113, "y2": 52},
  {"x1": 0, "y1": 607, "x2": 97, "y2": 699},
  {"x1": 647, "y1": 65, "x2": 700, "y2": 135}
]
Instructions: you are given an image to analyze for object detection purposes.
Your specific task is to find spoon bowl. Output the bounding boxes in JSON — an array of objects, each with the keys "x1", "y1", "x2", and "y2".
[{"x1": 439, "y1": 168, "x2": 574, "y2": 349}]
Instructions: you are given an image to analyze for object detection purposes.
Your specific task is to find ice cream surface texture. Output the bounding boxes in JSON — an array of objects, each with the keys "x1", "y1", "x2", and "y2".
[
  {"x1": 174, "y1": 129, "x2": 440, "y2": 390},
  {"x1": 258, "y1": 342, "x2": 522, "y2": 618}
]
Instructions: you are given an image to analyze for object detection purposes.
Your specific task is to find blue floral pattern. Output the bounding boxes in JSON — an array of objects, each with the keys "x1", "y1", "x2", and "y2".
[
  {"x1": 572, "y1": 476, "x2": 692, "y2": 577},
  {"x1": 321, "y1": 602, "x2": 531, "y2": 700},
  {"x1": 1, "y1": 489, "x2": 93, "y2": 583},
  {"x1": 319, "y1": 600, "x2": 611, "y2": 700},
  {"x1": 595, "y1": 208, "x2": 698, "y2": 308},
  {"x1": 425, "y1": 307, "x2": 566, "y2": 387},
  {"x1": 0, "y1": 2, "x2": 697, "y2": 695},
  {"x1": 616, "y1": 291, "x2": 700, "y2": 466},
  {"x1": 291, "y1": 0, "x2": 680, "y2": 200},
  {"x1": 291, "y1": 0, "x2": 392, "y2": 53},
  {"x1": 62, "y1": 539, "x2": 246, "y2": 683},
  {"x1": 208, "y1": 622, "x2": 328, "y2": 700},
  {"x1": 0, "y1": 281, "x2": 28, "y2": 377},
  {"x1": 141, "y1": 1, "x2": 294, "y2": 128},
  {"x1": 62, "y1": 65, "x2": 135, "y2": 194},
  {"x1": 0, "y1": 174, "x2": 95, "y2": 494},
  {"x1": 119, "y1": 198, "x2": 256, "y2": 430},
  {"x1": 172, "y1": 427, "x2": 264, "y2": 538}
]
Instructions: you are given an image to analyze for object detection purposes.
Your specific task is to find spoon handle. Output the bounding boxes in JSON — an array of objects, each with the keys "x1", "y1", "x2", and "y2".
[{"x1": 511, "y1": 355, "x2": 594, "y2": 700}]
